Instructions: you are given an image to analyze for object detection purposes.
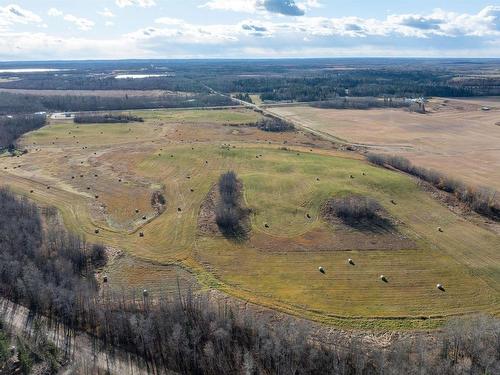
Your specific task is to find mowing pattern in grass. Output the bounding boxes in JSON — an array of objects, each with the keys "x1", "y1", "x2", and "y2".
[{"x1": 1, "y1": 107, "x2": 498, "y2": 329}]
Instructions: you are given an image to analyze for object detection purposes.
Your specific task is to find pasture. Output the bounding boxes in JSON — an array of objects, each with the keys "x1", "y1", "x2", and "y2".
[
  {"x1": 269, "y1": 98, "x2": 500, "y2": 191},
  {"x1": 0, "y1": 107, "x2": 498, "y2": 329}
]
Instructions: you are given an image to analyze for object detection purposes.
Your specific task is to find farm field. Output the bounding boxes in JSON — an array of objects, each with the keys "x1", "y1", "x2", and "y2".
[
  {"x1": 1, "y1": 107, "x2": 499, "y2": 330},
  {"x1": 269, "y1": 98, "x2": 500, "y2": 191}
]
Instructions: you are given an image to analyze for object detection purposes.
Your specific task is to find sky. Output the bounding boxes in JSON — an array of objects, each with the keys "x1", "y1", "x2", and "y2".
[{"x1": 0, "y1": 1, "x2": 500, "y2": 61}]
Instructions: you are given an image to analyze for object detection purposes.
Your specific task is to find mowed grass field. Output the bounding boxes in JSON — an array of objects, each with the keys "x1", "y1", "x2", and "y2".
[
  {"x1": 269, "y1": 98, "x2": 500, "y2": 191},
  {"x1": 0, "y1": 107, "x2": 499, "y2": 329}
]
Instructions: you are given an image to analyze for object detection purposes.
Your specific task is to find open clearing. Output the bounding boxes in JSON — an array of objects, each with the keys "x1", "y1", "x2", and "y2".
[
  {"x1": 269, "y1": 98, "x2": 500, "y2": 191},
  {"x1": 0, "y1": 107, "x2": 499, "y2": 329}
]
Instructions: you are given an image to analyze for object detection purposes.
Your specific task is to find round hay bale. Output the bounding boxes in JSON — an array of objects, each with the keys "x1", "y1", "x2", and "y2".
[
  {"x1": 142, "y1": 216, "x2": 147, "y2": 220},
  {"x1": 438, "y1": 227, "x2": 443, "y2": 232},
  {"x1": 177, "y1": 207, "x2": 182, "y2": 212},
  {"x1": 72, "y1": 176, "x2": 75, "y2": 179},
  {"x1": 95, "y1": 229, "x2": 99, "y2": 234},
  {"x1": 30, "y1": 190, "x2": 34, "y2": 193},
  {"x1": 391, "y1": 199, "x2": 397, "y2": 205},
  {"x1": 350, "y1": 175, "x2": 354, "y2": 179},
  {"x1": 139, "y1": 232, "x2": 144, "y2": 237},
  {"x1": 264, "y1": 223, "x2": 269, "y2": 228},
  {"x1": 95, "y1": 195, "x2": 99, "y2": 199},
  {"x1": 348, "y1": 258, "x2": 355, "y2": 265},
  {"x1": 306, "y1": 213, "x2": 311, "y2": 219},
  {"x1": 318, "y1": 266, "x2": 325, "y2": 274},
  {"x1": 190, "y1": 188, "x2": 194, "y2": 192},
  {"x1": 47, "y1": 186, "x2": 50, "y2": 190},
  {"x1": 437, "y1": 283, "x2": 445, "y2": 291},
  {"x1": 135, "y1": 209, "x2": 140, "y2": 213},
  {"x1": 380, "y1": 275, "x2": 387, "y2": 282},
  {"x1": 143, "y1": 289, "x2": 149, "y2": 297}
]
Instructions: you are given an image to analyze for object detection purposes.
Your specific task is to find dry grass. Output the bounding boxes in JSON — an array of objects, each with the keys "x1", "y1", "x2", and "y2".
[
  {"x1": 269, "y1": 98, "x2": 500, "y2": 190},
  {"x1": 0, "y1": 107, "x2": 498, "y2": 330}
]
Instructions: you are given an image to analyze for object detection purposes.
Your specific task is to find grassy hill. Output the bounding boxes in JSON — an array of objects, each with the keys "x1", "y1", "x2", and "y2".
[{"x1": 1, "y1": 108, "x2": 498, "y2": 329}]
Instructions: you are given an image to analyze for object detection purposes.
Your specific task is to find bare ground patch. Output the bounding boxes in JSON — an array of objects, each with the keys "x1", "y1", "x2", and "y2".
[{"x1": 197, "y1": 184, "x2": 221, "y2": 236}]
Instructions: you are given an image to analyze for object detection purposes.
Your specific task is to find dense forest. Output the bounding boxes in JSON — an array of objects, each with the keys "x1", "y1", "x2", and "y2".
[
  {"x1": 0, "y1": 188, "x2": 499, "y2": 374},
  {"x1": 0, "y1": 92, "x2": 234, "y2": 114},
  {"x1": 0, "y1": 114, "x2": 46, "y2": 151}
]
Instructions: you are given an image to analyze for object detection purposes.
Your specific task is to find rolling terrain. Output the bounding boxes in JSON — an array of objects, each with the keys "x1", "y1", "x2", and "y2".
[{"x1": 0, "y1": 107, "x2": 499, "y2": 330}]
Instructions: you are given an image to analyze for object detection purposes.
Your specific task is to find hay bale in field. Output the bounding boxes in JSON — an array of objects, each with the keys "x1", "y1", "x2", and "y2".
[
  {"x1": 438, "y1": 227, "x2": 443, "y2": 232},
  {"x1": 95, "y1": 229, "x2": 99, "y2": 234},
  {"x1": 142, "y1": 216, "x2": 147, "y2": 220},
  {"x1": 139, "y1": 232, "x2": 144, "y2": 237},
  {"x1": 350, "y1": 175, "x2": 354, "y2": 179},
  {"x1": 143, "y1": 289, "x2": 149, "y2": 297},
  {"x1": 190, "y1": 188, "x2": 194, "y2": 192},
  {"x1": 318, "y1": 266, "x2": 325, "y2": 274},
  {"x1": 95, "y1": 195, "x2": 99, "y2": 199},
  {"x1": 178, "y1": 207, "x2": 182, "y2": 212},
  {"x1": 47, "y1": 186, "x2": 50, "y2": 190},
  {"x1": 437, "y1": 283, "x2": 445, "y2": 291},
  {"x1": 30, "y1": 190, "x2": 34, "y2": 193},
  {"x1": 306, "y1": 213, "x2": 311, "y2": 219},
  {"x1": 264, "y1": 223, "x2": 269, "y2": 228},
  {"x1": 380, "y1": 275, "x2": 388, "y2": 282},
  {"x1": 103, "y1": 275, "x2": 108, "y2": 283},
  {"x1": 135, "y1": 209, "x2": 140, "y2": 213},
  {"x1": 348, "y1": 258, "x2": 355, "y2": 265},
  {"x1": 391, "y1": 199, "x2": 397, "y2": 205}
]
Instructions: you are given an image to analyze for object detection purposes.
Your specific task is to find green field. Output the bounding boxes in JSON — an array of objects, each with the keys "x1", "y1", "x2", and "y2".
[{"x1": 1, "y1": 108, "x2": 498, "y2": 329}]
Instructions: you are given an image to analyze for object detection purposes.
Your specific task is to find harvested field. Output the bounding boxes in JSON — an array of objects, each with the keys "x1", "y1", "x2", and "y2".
[
  {"x1": 0, "y1": 88, "x2": 171, "y2": 97},
  {"x1": 269, "y1": 97, "x2": 500, "y2": 190},
  {"x1": 0, "y1": 107, "x2": 499, "y2": 329}
]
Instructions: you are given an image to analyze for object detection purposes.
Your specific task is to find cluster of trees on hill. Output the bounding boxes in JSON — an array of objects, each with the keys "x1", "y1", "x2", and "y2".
[
  {"x1": 0, "y1": 92, "x2": 235, "y2": 114},
  {"x1": 0, "y1": 187, "x2": 499, "y2": 374},
  {"x1": 74, "y1": 113, "x2": 144, "y2": 124},
  {"x1": 367, "y1": 153, "x2": 500, "y2": 220},
  {"x1": 256, "y1": 117, "x2": 295, "y2": 132},
  {"x1": 234, "y1": 93, "x2": 253, "y2": 103},
  {"x1": 0, "y1": 114, "x2": 46, "y2": 151},
  {"x1": 215, "y1": 171, "x2": 250, "y2": 239}
]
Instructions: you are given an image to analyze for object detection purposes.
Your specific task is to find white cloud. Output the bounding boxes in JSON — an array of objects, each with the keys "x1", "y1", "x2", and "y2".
[
  {"x1": 105, "y1": 21, "x2": 115, "y2": 27},
  {"x1": 115, "y1": 0, "x2": 156, "y2": 8},
  {"x1": 1, "y1": 5, "x2": 500, "y2": 60},
  {"x1": 0, "y1": 4, "x2": 42, "y2": 29},
  {"x1": 47, "y1": 8, "x2": 94, "y2": 31},
  {"x1": 47, "y1": 8, "x2": 63, "y2": 17},
  {"x1": 202, "y1": 0, "x2": 315, "y2": 16},
  {"x1": 98, "y1": 8, "x2": 116, "y2": 18}
]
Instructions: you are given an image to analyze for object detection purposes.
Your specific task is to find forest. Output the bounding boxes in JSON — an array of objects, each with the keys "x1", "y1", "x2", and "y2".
[
  {"x1": 0, "y1": 114, "x2": 46, "y2": 151},
  {"x1": 0, "y1": 92, "x2": 234, "y2": 114},
  {"x1": 0, "y1": 187, "x2": 499, "y2": 374}
]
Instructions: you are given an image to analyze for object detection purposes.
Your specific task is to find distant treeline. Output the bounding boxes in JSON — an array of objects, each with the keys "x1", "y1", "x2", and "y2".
[
  {"x1": 206, "y1": 70, "x2": 476, "y2": 102},
  {"x1": 311, "y1": 97, "x2": 411, "y2": 110},
  {"x1": 0, "y1": 187, "x2": 499, "y2": 374},
  {"x1": 0, "y1": 92, "x2": 235, "y2": 114},
  {"x1": 74, "y1": 113, "x2": 144, "y2": 124},
  {"x1": 0, "y1": 74, "x2": 207, "y2": 93},
  {"x1": 367, "y1": 153, "x2": 500, "y2": 220},
  {"x1": 0, "y1": 114, "x2": 46, "y2": 151}
]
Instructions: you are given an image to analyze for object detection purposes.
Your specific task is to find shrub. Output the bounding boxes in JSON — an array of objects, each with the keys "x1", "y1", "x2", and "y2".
[
  {"x1": 90, "y1": 244, "x2": 108, "y2": 268},
  {"x1": 74, "y1": 113, "x2": 144, "y2": 124},
  {"x1": 256, "y1": 117, "x2": 294, "y2": 132}
]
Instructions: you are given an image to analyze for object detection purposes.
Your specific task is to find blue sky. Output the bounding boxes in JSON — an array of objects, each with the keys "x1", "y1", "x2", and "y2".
[{"x1": 0, "y1": 1, "x2": 499, "y2": 60}]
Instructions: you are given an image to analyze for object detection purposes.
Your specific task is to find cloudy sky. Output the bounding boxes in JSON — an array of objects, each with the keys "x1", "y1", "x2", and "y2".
[{"x1": 1, "y1": 1, "x2": 500, "y2": 60}]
